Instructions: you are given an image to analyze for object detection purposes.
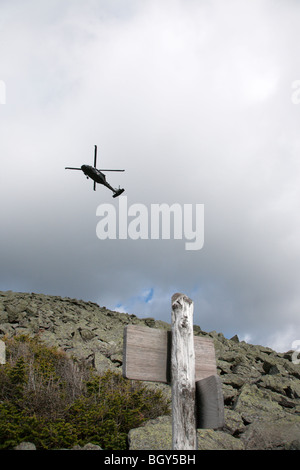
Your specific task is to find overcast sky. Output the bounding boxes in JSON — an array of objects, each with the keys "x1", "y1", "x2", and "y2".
[{"x1": 1, "y1": 0, "x2": 300, "y2": 352}]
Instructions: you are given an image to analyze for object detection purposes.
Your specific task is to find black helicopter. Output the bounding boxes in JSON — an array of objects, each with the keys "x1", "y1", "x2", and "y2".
[{"x1": 65, "y1": 145, "x2": 125, "y2": 197}]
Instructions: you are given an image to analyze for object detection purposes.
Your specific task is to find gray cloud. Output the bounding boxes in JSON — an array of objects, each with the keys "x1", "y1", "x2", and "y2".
[{"x1": 1, "y1": 0, "x2": 300, "y2": 351}]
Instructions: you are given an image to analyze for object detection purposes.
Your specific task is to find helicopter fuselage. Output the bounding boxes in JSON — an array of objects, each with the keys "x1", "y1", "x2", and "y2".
[{"x1": 81, "y1": 165, "x2": 107, "y2": 184}]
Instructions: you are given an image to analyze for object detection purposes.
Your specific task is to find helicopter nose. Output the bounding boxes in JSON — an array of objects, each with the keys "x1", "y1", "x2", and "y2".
[{"x1": 81, "y1": 165, "x2": 89, "y2": 176}]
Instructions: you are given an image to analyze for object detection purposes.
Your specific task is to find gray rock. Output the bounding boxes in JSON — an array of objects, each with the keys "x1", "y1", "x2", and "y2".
[
  {"x1": 128, "y1": 416, "x2": 172, "y2": 450},
  {"x1": 128, "y1": 416, "x2": 244, "y2": 450},
  {"x1": 197, "y1": 429, "x2": 244, "y2": 450},
  {"x1": 14, "y1": 442, "x2": 36, "y2": 450},
  {"x1": 233, "y1": 383, "x2": 287, "y2": 423},
  {"x1": 71, "y1": 443, "x2": 102, "y2": 450},
  {"x1": 240, "y1": 416, "x2": 300, "y2": 450},
  {"x1": 230, "y1": 334, "x2": 239, "y2": 343}
]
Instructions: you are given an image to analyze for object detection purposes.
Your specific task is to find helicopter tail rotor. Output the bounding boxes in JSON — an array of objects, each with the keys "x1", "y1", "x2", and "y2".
[{"x1": 113, "y1": 188, "x2": 125, "y2": 198}]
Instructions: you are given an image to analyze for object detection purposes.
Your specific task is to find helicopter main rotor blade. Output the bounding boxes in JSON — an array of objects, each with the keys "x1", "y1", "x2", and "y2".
[
  {"x1": 94, "y1": 145, "x2": 97, "y2": 168},
  {"x1": 99, "y1": 169, "x2": 125, "y2": 172},
  {"x1": 65, "y1": 167, "x2": 82, "y2": 170}
]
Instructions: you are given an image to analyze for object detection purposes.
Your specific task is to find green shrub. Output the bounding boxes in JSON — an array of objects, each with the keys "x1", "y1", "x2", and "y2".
[{"x1": 0, "y1": 335, "x2": 170, "y2": 449}]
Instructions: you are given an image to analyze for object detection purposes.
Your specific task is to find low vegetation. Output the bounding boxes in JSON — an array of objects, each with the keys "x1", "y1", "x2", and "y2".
[{"x1": 0, "y1": 335, "x2": 170, "y2": 449}]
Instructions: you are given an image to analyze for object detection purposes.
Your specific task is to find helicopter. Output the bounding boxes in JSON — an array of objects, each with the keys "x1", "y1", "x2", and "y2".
[{"x1": 65, "y1": 145, "x2": 125, "y2": 197}]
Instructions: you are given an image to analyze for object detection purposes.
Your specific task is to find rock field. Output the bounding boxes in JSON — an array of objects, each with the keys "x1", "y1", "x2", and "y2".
[{"x1": 1, "y1": 290, "x2": 300, "y2": 450}]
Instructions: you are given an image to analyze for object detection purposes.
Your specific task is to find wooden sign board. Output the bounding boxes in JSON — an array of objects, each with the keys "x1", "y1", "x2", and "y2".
[
  {"x1": 196, "y1": 375, "x2": 224, "y2": 429},
  {"x1": 123, "y1": 325, "x2": 217, "y2": 384},
  {"x1": 123, "y1": 324, "x2": 224, "y2": 431}
]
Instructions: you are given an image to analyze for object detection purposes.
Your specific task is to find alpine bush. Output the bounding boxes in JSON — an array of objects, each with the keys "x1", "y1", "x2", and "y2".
[{"x1": 0, "y1": 335, "x2": 170, "y2": 449}]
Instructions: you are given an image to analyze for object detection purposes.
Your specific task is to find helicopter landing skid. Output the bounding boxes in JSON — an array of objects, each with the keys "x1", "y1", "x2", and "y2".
[{"x1": 113, "y1": 188, "x2": 125, "y2": 198}]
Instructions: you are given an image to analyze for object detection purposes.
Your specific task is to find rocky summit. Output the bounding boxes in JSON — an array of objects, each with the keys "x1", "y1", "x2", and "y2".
[{"x1": 1, "y1": 290, "x2": 300, "y2": 450}]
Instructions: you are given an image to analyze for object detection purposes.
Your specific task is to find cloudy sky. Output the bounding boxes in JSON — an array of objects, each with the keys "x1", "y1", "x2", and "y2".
[{"x1": 1, "y1": 0, "x2": 300, "y2": 352}]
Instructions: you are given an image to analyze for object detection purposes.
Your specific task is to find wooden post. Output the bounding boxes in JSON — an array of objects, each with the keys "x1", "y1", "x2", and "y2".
[{"x1": 171, "y1": 293, "x2": 197, "y2": 450}]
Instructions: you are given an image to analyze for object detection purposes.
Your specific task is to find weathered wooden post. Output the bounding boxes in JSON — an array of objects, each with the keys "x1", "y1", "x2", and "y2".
[{"x1": 171, "y1": 293, "x2": 197, "y2": 450}]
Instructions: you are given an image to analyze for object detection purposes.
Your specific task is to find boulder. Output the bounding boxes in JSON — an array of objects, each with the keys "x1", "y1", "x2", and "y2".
[
  {"x1": 128, "y1": 416, "x2": 244, "y2": 450},
  {"x1": 71, "y1": 443, "x2": 102, "y2": 450},
  {"x1": 128, "y1": 416, "x2": 172, "y2": 450},
  {"x1": 14, "y1": 442, "x2": 36, "y2": 450},
  {"x1": 240, "y1": 416, "x2": 300, "y2": 450}
]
